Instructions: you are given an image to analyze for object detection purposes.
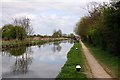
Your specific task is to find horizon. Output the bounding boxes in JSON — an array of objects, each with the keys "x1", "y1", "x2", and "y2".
[{"x1": 1, "y1": 0, "x2": 110, "y2": 35}]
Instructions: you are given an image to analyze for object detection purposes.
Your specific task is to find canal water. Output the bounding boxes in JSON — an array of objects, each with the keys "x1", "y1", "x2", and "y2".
[{"x1": 1, "y1": 40, "x2": 73, "y2": 78}]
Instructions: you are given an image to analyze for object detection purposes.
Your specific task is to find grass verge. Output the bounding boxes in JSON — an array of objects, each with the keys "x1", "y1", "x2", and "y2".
[
  {"x1": 84, "y1": 43, "x2": 119, "y2": 78},
  {"x1": 56, "y1": 42, "x2": 87, "y2": 79}
]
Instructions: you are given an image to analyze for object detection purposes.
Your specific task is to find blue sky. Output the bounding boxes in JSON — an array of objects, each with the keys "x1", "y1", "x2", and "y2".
[{"x1": 1, "y1": 0, "x2": 109, "y2": 35}]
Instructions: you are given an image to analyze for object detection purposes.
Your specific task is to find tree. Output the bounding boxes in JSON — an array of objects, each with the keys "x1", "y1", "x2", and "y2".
[
  {"x1": 15, "y1": 26, "x2": 27, "y2": 40},
  {"x1": 74, "y1": 1, "x2": 120, "y2": 55},
  {"x1": 2, "y1": 17, "x2": 33, "y2": 40},
  {"x1": 58, "y1": 29, "x2": 62, "y2": 37},
  {"x1": 62, "y1": 33, "x2": 68, "y2": 38},
  {"x1": 68, "y1": 33, "x2": 74, "y2": 39},
  {"x1": 2, "y1": 24, "x2": 14, "y2": 40},
  {"x1": 52, "y1": 29, "x2": 62, "y2": 38},
  {"x1": 14, "y1": 17, "x2": 34, "y2": 36},
  {"x1": 2, "y1": 24, "x2": 26, "y2": 40}
]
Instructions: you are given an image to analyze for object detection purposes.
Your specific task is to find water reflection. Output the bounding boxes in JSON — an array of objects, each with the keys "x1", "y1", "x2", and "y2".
[
  {"x1": 12, "y1": 55, "x2": 32, "y2": 74},
  {"x1": 2, "y1": 40, "x2": 73, "y2": 78},
  {"x1": 2, "y1": 47, "x2": 33, "y2": 75},
  {"x1": 52, "y1": 41, "x2": 62, "y2": 52},
  {"x1": 7, "y1": 47, "x2": 26, "y2": 56},
  {"x1": 15, "y1": 48, "x2": 32, "y2": 74},
  {"x1": 37, "y1": 45, "x2": 41, "y2": 48},
  {"x1": 68, "y1": 39, "x2": 74, "y2": 44}
]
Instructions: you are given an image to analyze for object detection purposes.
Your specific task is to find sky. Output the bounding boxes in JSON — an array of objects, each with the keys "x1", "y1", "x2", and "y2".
[{"x1": 1, "y1": 0, "x2": 110, "y2": 35}]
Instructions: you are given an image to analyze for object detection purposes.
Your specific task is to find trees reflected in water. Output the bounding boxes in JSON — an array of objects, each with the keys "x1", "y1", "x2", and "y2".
[
  {"x1": 2, "y1": 46, "x2": 33, "y2": 74},
  {"x1": 52, "y1": 40, "x2": 74, "y2": 53},
  {"x1": 52, "y1": 41, "x2": 62, "y2": 52},
  {"x1": 9, "y1": 47, "x2": 26, "y2": 56},
  {"x1": 1, "y1": 40, "x2": 74, "y2": 75},
  {"x1": 69, "y1": 40, "x2": 74, "y2": 44}
]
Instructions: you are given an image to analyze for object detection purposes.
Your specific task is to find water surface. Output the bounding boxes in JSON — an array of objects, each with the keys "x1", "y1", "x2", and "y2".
[{"x1": 1, "y1": 40, "x2": 73, "y2": 78}]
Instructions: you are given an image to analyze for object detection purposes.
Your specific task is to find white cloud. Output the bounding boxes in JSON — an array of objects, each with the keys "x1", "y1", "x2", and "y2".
[
  {"x1": 13, "y1": 13, "x2": 36, "y2": 19},
  {"x1": 1, "y1": 0, "x2": 110, "y2": 35},
  {"x1": 2, "y1": 0, "x2": 110, "y2": 3}
]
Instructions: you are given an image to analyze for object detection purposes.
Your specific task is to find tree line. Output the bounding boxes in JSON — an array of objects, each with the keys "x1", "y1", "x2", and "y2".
[
  {"x1": 74, "y1": 1, "x2": 120, "y2": 55},
  {"x1": 1, "y1": 17, "x2": 33, "y2": 40},
  {"x1": 29, "y1": 30, "x2": 75, "y2": 39},
  {"x1": 1, "y1": 17, "x2": 75, "y2": 40}
]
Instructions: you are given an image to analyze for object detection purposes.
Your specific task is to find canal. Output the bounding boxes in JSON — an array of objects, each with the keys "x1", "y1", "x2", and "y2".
[{"x1": 1, "y1": 40, "x2": 73, "y2": 78}]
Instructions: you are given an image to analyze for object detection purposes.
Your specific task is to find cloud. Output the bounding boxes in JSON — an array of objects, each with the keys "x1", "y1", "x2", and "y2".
[
  {"x1": 13, "y1": 13, "x2": 36, "y2": 19},
  {"x1": 2, "y1": 0, "x2": 110, "y2": 3},
  {"x1": 1, "y1": 0, "x2": 110, "y2": 35}
]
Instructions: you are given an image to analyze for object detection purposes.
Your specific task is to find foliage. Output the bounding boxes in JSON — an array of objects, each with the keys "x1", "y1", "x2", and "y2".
[
  {"x1": 74, "y1": 1, "x2": 120, "y2": 55},
  {"x1": 14, "y1": 18, "x2": 34, "y2": 35},
  {"x1": 2, "y1": 24, "x2": 26, "y2": 40},
  {"x1": 8, "y1": 47, "x2": 26, "y2": 56},
  {"x1": 68, "y1": 33, "x2": 75, "y2": 39},
  {"x1": 2, "y1": 17, "x2": 34, "y2": 40},
  {"x1": 84, "y1": 42, "x2": 119, "y2": 78},
  {"x1": 52, "y1": 29, "x2": 62, "y2": 38}
]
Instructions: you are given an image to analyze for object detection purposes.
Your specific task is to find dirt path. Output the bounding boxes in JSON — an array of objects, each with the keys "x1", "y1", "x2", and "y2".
[{"x1": 80, "y1": 40, "x2": 112, "y2": 78}]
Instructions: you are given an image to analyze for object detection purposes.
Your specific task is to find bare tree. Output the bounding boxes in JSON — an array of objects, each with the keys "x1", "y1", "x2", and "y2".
[{"x1": 13, "y1": 17, "x2": 34, "y2": 36}]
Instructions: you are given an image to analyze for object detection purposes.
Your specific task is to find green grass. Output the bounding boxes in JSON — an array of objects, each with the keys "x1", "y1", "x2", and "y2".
[
  {"x1": 56, "y1": 42, "x2": 87, "y2": 79},
  {"x1": 84, "y1": 43, "x2": 119, "y2": 78},
  {"x1": 2, "y1": 40, "x2": 44, "y2": 47},
  {"x1": 2, "y1": 38, "x2": 68, "y2": 48}
]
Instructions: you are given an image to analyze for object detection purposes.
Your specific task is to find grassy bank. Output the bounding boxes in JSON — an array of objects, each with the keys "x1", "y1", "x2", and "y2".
[
  {"x1": 2, "y1": 40, "x2": 47, "y2": 48},
  {"x1": 56, "y1": 42, "x2": 87, "y2": 79},
  {"x1": 2, "y1": 38, "x2": 69, "y2": 49},
  {"x1": 84, "y1": 43, "x2": 119, "y2": 78}
]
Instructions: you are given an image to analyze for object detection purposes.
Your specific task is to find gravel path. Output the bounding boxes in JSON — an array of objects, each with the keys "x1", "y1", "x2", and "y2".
[{"x1": 80, "y1": 40, "x2": 112, "y2": 78}]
